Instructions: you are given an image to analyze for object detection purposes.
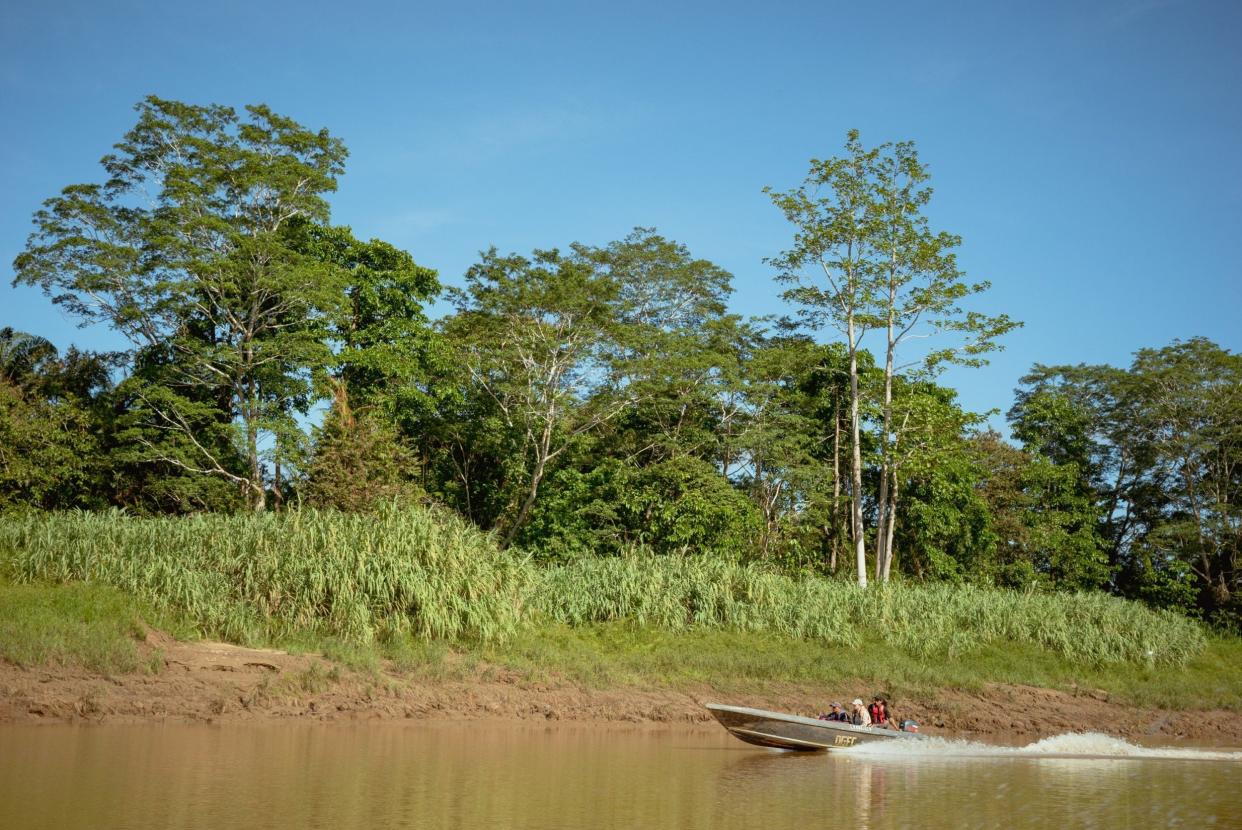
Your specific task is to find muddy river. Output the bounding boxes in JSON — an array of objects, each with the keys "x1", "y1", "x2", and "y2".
[{"x1": 1, "y1": 723, "x2": 1239, "y2": 828}]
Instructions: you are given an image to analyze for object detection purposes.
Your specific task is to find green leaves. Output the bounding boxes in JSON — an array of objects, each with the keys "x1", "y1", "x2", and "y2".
[
  {"x1": 766, "y1": 130, "x2": 1022, "y2": 583},
  {"x1": 1010, "y1": 339, "x2": 1242, "y2": 627},
  {"x1": 284, "y1": 220, "x2": 442, "y2": 413},
  {"x1": 10, "y1": 96, "x2": 401, "y2": 510},
  {"x1": 521, "y1": 457, "x2": 763, "y2": 560},
  {"x1": 303, "y1": 385, "x2": 420, "y2": 513},
  {"x1": 433, "y1": 230, "x2": 742, "y2": 547}
]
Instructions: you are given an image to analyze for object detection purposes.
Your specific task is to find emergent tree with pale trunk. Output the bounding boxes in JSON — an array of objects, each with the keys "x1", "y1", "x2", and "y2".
[{"x1": 768, "y1": 130, "x2": 1017, "y2": 584}]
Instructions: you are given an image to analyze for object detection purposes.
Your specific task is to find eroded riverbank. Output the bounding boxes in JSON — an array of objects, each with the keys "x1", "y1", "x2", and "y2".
[{"x1": 4, "y1": 634, "x2": 1241, "y2": 743}]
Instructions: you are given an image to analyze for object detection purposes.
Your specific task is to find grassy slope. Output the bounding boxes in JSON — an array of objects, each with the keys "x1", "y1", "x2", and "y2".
[
  {"x1": 0, "y1": 577, "x2": 156, "y2": 674},
  {"x1": 3, "y1": 578, "x2": 1239, "y2": 711},
  {"x1": 467, "y1": 623, "x2": 1242, "y2": 712}
]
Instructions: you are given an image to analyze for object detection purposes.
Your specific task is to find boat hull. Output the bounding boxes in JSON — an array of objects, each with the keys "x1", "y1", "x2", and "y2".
[{"x1": 706, "y1": 704, "x2": 917, "y2": 751}]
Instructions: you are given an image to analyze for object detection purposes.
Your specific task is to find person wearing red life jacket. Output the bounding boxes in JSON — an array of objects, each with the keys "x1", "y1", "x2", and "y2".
[{"x1": 868, "y1": 696, "x2": 888, "y2": 728}]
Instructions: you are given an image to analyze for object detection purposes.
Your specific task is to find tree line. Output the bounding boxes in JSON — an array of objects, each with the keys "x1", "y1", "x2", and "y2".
[{"x1": 4, "y1": 97, "x2": 1238, "y2": 630}]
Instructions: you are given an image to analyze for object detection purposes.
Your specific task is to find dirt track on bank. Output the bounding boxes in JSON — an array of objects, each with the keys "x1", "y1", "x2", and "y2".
[{"x1": 3, "y1": 633, "x2": 1240, "y2": 744}]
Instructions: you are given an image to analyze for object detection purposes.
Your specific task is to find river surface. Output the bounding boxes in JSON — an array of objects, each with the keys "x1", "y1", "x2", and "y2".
[{"x1": 1, "y1": 723, "x2": 1239, "y2": 829}]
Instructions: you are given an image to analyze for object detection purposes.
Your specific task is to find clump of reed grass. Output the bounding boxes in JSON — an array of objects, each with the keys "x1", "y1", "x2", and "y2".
[
  {"x1": 530, "y1": 554, "x2": 1206, "y2": 666},
  {"x1": 0, "y1": 507, "x2": 530, "y2": 646}
]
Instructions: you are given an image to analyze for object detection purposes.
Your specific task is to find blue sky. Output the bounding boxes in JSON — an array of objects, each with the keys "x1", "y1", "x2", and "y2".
[{"x1": 3, "y1": 0, "x2": 1239, "y2": 429}]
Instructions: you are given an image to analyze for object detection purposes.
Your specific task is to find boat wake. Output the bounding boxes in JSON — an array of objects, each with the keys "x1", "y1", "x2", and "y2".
[{"x1": 845, "y1": 732, "x2": 1242, "y2": 762}]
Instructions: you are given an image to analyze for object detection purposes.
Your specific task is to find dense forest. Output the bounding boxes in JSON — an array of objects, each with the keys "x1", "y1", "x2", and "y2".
[{"x1": 4, "y1": 97, "x2": 1239, "y2": 632}]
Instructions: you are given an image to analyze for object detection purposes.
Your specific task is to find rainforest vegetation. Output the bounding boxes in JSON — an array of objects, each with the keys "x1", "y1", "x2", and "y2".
[{"x1": 3, "y1": 96, "x2": 1239, "y2": 642}]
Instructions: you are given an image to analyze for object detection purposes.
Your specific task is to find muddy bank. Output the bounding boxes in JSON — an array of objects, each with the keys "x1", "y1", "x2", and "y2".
[{"x1": 2, "y1": 634, "x2": 1239, "y2": 743}]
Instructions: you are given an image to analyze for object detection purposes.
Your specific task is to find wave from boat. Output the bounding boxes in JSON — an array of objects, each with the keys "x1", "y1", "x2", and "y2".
[{"x1": 846, "y1": 732, "x2": 1242, "y2": 762}]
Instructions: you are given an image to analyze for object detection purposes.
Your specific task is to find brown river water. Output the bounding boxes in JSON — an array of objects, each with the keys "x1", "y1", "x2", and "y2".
[{"x1": 1, "y1": 723, "x2": 1239, "y2": 829}]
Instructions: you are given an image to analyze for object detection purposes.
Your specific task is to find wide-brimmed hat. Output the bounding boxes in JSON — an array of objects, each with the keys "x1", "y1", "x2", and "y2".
[{"x1": 852, "y1": 698, "x2": 864, "y2": 706}]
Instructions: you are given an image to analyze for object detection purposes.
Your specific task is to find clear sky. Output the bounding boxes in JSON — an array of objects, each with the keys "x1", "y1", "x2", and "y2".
[{"x1": 3, "y1": 0, "x2": 1239, "y2": 429}]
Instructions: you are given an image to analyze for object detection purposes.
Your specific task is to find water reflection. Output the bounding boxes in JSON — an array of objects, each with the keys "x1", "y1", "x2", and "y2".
[{"x1": 0, "y1": 724, "x2": 1238, "y2": 830}]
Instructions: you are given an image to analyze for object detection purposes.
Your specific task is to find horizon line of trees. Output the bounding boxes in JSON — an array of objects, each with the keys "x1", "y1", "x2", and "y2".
[{"x1": 3, "y1": 96, "x2": 1238, "y2": 631}]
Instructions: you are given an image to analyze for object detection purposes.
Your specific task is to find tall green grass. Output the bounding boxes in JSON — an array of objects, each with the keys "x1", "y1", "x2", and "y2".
[
  {"x1": 0, "y1": 507, "x2": 1207, "y2": 667},
  {"x1": 532, "y1": 556, "x2": 1204, "y2": 666},
  {"x1": 0, "y1": 508, "x2": 529, "y2": 645}
]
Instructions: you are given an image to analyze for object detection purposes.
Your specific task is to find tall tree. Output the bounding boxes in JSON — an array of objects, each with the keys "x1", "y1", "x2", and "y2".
[
  {"x1": 1130, "y1": 339, "x2": 1241, "y2": 622},
  {"x1": 595, "y1": 229, "x2": 737, "y2": 466},
  {"x1": 769, "y1": 131, "x2": 1016, "y2": 583},
  {"x1": 721, "y1": 334, "x2": 856, "y2": 567},
  {"x1": 13, "y1": 96, "x2": 350, "y2": 510},
  {"x1": 972, "y1": 430, "x2": 1107, "y2": 590},
  {"x1": 766, "y1": 131, "x2": 883, "y2": 586},
  {"x1": 287, "y1": 221, "x2": 442, "y2": 413},
  {"x1": 865, "y1": 141, "x2": 1018, "y2": 582},
  {"x1": 440, "y1": 230, "x2": 738, "y2": 548}
]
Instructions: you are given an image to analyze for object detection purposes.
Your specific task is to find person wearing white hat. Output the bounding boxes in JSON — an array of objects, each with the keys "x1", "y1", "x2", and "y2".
[{"x1": 849, "y1": 698, "x2": 871, "y2": 726}]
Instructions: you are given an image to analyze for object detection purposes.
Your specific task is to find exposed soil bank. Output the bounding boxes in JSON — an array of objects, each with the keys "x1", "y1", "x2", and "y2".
[{"x1": 3, "y1": 634, "x2": 1240, "y2": 744}]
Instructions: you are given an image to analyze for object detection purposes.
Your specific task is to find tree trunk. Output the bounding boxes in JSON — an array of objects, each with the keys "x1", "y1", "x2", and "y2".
[
  {"x1": 881, "y1": 410, "x2": 911, "y2": 582},
  {"x1": 831, "y1": 400, "x2": 842, "y2": 573},
  {"x1": 244, "y1": 373, "x2": 265, "y2": 512},
  {"x1": 500, "y1": 420, "x2": 554, "y2": 549},
  {"x1": 874, "y1": 460, "x2": 890, "y2": 581},
  {"x1": 882, "y1": 472, "x2": 899, "y2": 581},
  {"x1": 501, "y1": 471, "x2": 542, "y2": 549},
  {"x1": 826, "y1": 522, "x2": 837, "y2": 572},
  {"x1": 848, "y1": 317, "x2": 867, "y2": 588},
  {"x1": 272, "y1": 460, "x2": 283, "y2": 511},
  {"x1": 246, "y1": 432, "x2": 265, "y2": 511},
  {"x1": 874, "y1": 264, "x2": 897, "y2": 582}
]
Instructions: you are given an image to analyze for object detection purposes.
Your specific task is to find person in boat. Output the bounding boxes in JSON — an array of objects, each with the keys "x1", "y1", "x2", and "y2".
[
  {"x1": 850, "y1": 698, "x2": 871, "y2": 726},
  {"x1": 868, "y1": 696, "x2": 889, "y2": 728},
  {"x1": 900, "y1": 719, "x2": 919, "y2": 733},
  {"x1": 870, "y1": 695, "x2": 901, "y2": 729},
  {"x1": 818, "y1": 702, "x2": 848, "y2": 722}
]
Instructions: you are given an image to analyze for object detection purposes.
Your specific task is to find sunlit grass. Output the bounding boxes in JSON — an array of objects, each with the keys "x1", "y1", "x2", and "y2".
[
  {"x1": 0, "y1": 507, "x2": 1209, "y2": 673},
  {"x1": 468, "y1": 622, "x2": 1242, "y2": 711},
  {"x1": 0, "y1": 577, "x2": 155, "y2": 674},
  {"x1": 531, "y1": 554, "x2": 1205, "y2": 666},
  {"x1": 1, "y1": 506, "x2": 529, "y2": 646}
]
